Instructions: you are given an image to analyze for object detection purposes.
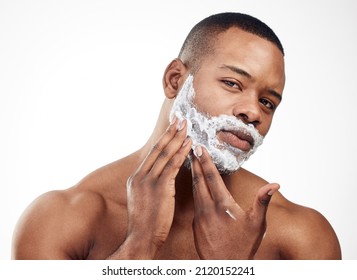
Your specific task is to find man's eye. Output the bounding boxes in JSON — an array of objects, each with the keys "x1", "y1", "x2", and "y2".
[
  {"x1": 223, "y1": 80, "x2": 241, "y2": 90},
  {"x1": 259, "y1": 98, "x2": 275, "y2": 110}
]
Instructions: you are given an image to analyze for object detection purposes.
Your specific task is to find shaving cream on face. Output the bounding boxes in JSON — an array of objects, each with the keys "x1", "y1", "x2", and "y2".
[{"x1": 169, "y1": 74, "x2": 264, "y2": 174}]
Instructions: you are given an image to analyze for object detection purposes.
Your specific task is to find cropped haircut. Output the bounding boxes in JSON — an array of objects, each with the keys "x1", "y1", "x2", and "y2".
[{"x1": 178, "y1": 12, "x2": 284, "y2": 72}]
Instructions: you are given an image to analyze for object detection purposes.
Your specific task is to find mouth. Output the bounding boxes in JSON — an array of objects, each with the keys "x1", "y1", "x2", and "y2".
[{"x1": 218, "y1": 129, "x2": 254, "y2": 152}]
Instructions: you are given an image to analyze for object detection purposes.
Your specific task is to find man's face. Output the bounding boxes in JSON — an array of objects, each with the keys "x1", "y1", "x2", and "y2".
[
  {"x1": 170, "y1": 27, "x2": 285, "y2": 174},
  {"x1": 192, "y1": 27, "x2": 285, "y2": 138}
]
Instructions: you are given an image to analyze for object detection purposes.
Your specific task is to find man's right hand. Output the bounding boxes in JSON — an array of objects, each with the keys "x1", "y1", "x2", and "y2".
[{"x1": 119, "y1": 117, "x2": 192, "y2": 259}]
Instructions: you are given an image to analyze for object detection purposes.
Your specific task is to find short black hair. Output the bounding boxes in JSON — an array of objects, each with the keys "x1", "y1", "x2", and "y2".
[{"x1": 178, "y1": 12, "x2": 284, "y2": 72}]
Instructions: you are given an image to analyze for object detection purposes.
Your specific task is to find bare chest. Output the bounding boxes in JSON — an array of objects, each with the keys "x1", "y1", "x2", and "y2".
[
  {"x1": 155, "y1": 225, "x2": 200, "y2": 260},
  {"x1": 156, "y1": 225, "x2": 280, "y2": 260},
  {"x1": 84, "y1": 197, "x2": 281, "y2": 260},
  {"x1": 87, "y1": 216, "x2": 281, "y2": 260}
]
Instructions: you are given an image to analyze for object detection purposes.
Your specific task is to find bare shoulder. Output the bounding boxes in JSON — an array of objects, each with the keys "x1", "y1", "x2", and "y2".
[
  {"x1": 239, "y1": 169, "x2": 341, "y2": 259},
  {"x1": 12, "y1": 157, "x2": 134, "y2": 259},
  {"x1": 268, "y1": 193, "x2": 342, "y2": 259},
  {"x1": 12, "y1": 187, "x2": 108, "y2": 259}
]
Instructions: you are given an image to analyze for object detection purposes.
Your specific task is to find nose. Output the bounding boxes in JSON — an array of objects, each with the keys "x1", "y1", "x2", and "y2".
[{"x1": 233, "y1": 96, "x2": 262, "y2": 127}]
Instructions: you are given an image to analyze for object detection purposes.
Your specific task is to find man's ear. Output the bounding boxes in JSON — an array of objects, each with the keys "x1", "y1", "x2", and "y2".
[{"x1": 162, "y1": 58, "x2": 188, "y2": 99}]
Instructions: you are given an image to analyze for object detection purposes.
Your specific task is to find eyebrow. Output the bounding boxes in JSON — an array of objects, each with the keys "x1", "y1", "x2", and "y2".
[
  {"x1": 220, "y1": 64, "x2": 252, "y2": 79},
  {"x1": 220, "y1": 64, "x2": 282, "y2": 102},
  {"x1": 268, "y1": 89, "x2": 282, "y2": 102}
]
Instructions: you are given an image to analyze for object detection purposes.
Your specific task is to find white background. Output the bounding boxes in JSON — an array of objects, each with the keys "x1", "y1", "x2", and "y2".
[{"x1": 1, "y1": 0, "x2": 356, "y2": 260}]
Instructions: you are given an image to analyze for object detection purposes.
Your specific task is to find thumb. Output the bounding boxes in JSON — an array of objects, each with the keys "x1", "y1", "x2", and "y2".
[{"x1": 252, "y1": 183, "x2": 280, "y2": 220}]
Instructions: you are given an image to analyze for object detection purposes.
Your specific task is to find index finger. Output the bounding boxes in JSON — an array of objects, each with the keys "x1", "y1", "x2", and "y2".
[{"x1": 193, "y1": 145, "x2": 232, "y2": 203}]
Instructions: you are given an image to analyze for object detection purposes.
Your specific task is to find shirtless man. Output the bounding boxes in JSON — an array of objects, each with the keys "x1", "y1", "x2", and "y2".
[{"x1": 12, "y1": 12, "x2": 341, "y2": 260}]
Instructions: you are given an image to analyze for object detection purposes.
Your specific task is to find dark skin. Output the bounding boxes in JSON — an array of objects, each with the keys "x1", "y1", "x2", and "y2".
[{"x1": 12, "y1": 27, "x2": 341, "y2": 260}]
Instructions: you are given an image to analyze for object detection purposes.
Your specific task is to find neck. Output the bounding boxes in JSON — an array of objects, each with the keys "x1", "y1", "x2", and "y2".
[
  {"x1": 172, "y1": 162, "x2": 243, "y2": 213},
  {"x1": 132, "y1": 99, "x2": 252, "y2": 219}
]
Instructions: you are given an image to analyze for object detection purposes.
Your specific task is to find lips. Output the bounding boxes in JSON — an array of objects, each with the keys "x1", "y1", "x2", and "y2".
[{"x1": 218, "y1": 129, "x2": 254, "y2": 152}]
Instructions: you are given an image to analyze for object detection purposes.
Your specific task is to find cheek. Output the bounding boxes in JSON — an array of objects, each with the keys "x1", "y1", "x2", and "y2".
[
  {"x1": 192, "y1": 77, "x2": 227, "y2": 115},
  {"x1": 193, "y1": 88, "x2": 233, "y2": 116},
  {"x1": 194, "y1": 95, "x2": 217, "y2": 113},
  {"x1": 259, "y1": 116, "x2": 273, "y2": 137}
]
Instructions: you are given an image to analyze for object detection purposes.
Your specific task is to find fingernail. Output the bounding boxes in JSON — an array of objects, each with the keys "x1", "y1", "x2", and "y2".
[
  {"x1": 182, "y1": 137, "x2": 191, "y2": 147},
  {"x1": 170, "y1": 116, "x2": 177, "y2": 125},
  {"x1": 267, "y1": 189, "x2": 276, "y2": 196},
  {"x1": 262, "y1": 231, "x2": 267, "y2": 239},
  {"x1": 194, "y1": 145, "x2": 203, "y2": 157},
  {"x1": 177, "y1": 119, "x2": 186, "y2": 131}
]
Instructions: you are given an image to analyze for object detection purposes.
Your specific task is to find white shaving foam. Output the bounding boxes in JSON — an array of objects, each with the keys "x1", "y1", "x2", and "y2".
[
  {"x1": 225, "y1": 209, "x2": 237, "y2": 221},
  {"x1": 169, "y1": 74, "x2": 264, "y2": 174}
]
